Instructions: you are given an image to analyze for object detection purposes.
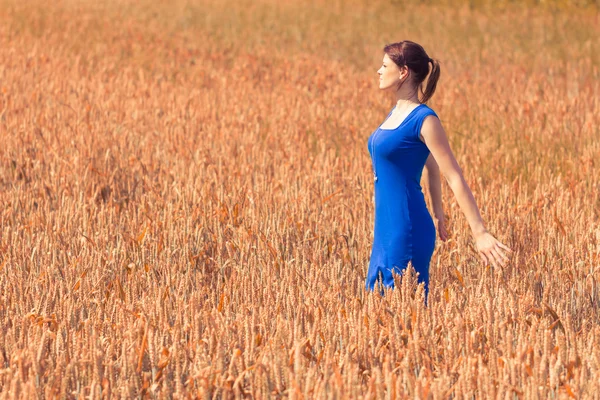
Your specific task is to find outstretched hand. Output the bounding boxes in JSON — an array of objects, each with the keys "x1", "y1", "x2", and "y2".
[{"x1": 474, "y1": 231, "x2": 511, "y2": 268}]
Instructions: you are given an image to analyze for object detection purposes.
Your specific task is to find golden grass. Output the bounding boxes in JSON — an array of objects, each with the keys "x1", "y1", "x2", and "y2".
[{"x1": 0, "y1": 0, "x2": 599, "y2": 398}]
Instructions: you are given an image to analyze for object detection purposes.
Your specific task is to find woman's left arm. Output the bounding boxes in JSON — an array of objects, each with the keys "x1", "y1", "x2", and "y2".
[{"x1": 420, "y1": 116, "x2": 511, "y2": 268}]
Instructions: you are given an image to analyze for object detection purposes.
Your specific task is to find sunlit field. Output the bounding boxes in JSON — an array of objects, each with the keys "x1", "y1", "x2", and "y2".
[{"x1": 1, "y1": 0, "x2": 599, "y2": 398}]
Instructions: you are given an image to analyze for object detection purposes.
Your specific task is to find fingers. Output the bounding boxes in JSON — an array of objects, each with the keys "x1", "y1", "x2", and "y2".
[
  {"x1": 479, "y1": 251, "x2": 489, "y2": 266},
  {"x1": 495, "y1": 244, "x2": 510, "y2": 262},
  {"x1": 439, "y1": 229, "x2": 448, "y2": 241},
  {"x1": 439, "y1": 222, "x2": 449, "y2": 241},
  {"x1": 492, "y1": 239, "x2": 510, "y2": 263},
  {"x1": 484, "y1": 250, "x2": 499, "y2": 268},
  {"x1": 476, "y1": 234, "x2": 511, "y2": 269},
  {"x1": 489, "y1": 249, "x2": 505, "y2": 268},
  {"x1": 479, "y1": 248, "x2": 508, "y2": 269},
  {"x1": 497, "y1": 241, "x2": 512, "y2": 252},
  {"x1": 483, "y1": 246, "x2": 509, "y2": 269}
]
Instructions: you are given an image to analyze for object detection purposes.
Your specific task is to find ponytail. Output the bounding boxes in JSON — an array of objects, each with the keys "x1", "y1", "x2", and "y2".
[{"x1": 421, "y1": 58, "x2": 440, "y2": 103}]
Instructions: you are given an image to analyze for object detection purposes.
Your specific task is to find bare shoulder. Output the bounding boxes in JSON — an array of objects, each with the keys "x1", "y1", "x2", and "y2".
[
  {"x1": 420, "y1": 113, "x2": 445, "y2": 142},
  {"x1": 422, "y1": 113, "x2": 443, "y2": 130}
]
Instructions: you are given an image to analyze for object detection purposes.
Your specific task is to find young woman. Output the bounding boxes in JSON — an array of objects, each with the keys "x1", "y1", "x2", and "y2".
[{"x1": 366, "y1": 41, "x2": 510, "y2": 297}]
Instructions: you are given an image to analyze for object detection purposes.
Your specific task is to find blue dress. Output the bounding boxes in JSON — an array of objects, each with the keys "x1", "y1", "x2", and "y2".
[{"x1": 366, "y1": 104, "x2": 438, "y2": 295}]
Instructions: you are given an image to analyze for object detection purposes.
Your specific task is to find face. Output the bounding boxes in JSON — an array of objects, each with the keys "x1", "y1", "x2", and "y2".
[{"x1": 377, "y1": 53, "x2": 409, "y2": 91}]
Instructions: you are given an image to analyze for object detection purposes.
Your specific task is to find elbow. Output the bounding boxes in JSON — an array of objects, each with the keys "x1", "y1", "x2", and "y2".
[{"x1": 445, "y1": 171, "x2": 463, "y2": 189}]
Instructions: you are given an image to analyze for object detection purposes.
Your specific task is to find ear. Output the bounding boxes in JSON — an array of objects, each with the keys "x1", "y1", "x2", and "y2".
[{"x1": 399, "y1": 65, "x2": 410, "y2": 81}]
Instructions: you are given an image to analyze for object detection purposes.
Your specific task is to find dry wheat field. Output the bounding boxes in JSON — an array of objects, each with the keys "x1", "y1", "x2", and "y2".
[{"x1": 0, "y1": 0, "x2": 599, "y2": 398}]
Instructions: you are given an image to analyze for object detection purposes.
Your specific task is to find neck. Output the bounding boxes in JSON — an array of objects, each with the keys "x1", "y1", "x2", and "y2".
[{"x1": 394, "y1": 86, "x2": 420, "y2": 108}]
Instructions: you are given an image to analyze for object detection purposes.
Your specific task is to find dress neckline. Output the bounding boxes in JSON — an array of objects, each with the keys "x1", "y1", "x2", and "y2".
[{"x1": 378, "y1": 104, "x2": 425, "y2": 131}]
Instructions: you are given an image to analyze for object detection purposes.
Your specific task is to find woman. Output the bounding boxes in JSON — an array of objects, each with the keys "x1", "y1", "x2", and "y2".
[{"x1": 366, "y1": 41, "x2": 510, "y2": 298}]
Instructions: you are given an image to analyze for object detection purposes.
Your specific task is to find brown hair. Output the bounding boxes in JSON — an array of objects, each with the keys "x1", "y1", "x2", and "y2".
[{"x1": 383, "y1": 41, "x2": 440, "y2": 103}]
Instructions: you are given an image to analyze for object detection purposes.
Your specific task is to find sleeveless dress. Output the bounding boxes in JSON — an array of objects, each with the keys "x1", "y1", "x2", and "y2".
[{"x1": 366, "y1": 103, "x2": 438, "y2": 295}]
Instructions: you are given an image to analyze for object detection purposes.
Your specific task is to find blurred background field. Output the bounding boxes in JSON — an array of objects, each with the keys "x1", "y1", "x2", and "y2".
[{"x1": 0, "y1": 0, "x2": 599, "y2": 398}]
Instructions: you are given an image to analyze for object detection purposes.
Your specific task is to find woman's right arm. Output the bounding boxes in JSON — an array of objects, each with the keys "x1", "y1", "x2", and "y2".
[{"x1": 424, "y1": 154, "x2": 448, "y2": 241}]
